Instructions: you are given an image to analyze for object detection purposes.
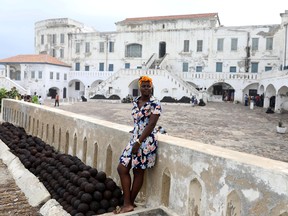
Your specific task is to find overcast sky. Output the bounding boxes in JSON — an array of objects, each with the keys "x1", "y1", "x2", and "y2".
[{"x1": 0, "y1": 0, "x2": 287, "y2": 59}]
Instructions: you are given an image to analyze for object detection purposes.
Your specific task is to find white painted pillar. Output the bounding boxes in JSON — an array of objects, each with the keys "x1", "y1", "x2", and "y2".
[
  {"x1": 263, "y1": 97, "x2": 270, "y2": 108},
  {"x1": 6, "y1": 65, "x2": 10, "y2": 77},
  {"x1": 274, "y1": 94, "x2": 281, "y2": 113}
]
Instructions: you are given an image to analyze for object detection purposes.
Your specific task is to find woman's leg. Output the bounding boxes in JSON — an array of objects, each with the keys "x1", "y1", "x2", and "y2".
[
  {"x1": 116, "y1": 163, "x2": 134, "y2": 213},
  {"x1": 130, "y1": 168, "x2": 145, "y2": 205}
]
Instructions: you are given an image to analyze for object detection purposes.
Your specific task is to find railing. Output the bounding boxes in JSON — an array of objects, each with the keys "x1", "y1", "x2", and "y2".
[
  {"x1": 258, "y1": 69, "x2": 288, "y2": 79},
  {"x1": 178, "y1": 71, "x2": 259, "y2": 81},
  {"x1": 68, "y1": 71, "x2": 112, "y2": 80},
  {"x1": 88, "y1": 68, "x2": 200, "y2": 98}
]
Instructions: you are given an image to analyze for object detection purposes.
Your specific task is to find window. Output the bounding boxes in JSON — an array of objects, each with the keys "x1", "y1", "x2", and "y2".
[
  {"x1": 56, "y1": 73, "x2": 60, "y2": 80},
  {"x1": 99, "y1": 42, "x2": 104, "y2": 53},
  {"x1": 41, "y1": 35, "x2": 44, "y2": 45},
  {"x1": 85, "y1": 42, "x2": 90, "y2": 53},
  {"x1": 31, "y1": 71, "x2": 35, "y2": 79},
  {"x1": 125, "y1": 44, "x2": 142, "y2": 57},
  {"x1": 52, "y1": 49, "x2": 56, "y2": 57},
  {"x1": 266, "y1": 38, "x2": 273, "y2": 50},
  {"x1": 38, "y1": 71, "x2": 42, "y2": 79},
  {"x1": 217, "y1": 38, "x2": 224, "y2": 51},
  {"x1": 76, "y1": 43, "x2": 80, "y2": 53},
  {"x1": 50, "y1": 72, "x2": 53, "y2": 79},
  {"x1": 252, "y1": 38, "x2": 259, "y2": 51},
  {"x1": 60, "y1": 34, "x2": 65, "y2": 43},
  {"x1": 52, "y1": 34, "x2": 57, "y2": 44},
  {"x1": 125, "y1": 63, "x2": 130, "y2": 69},
  {"x1": 183, "y1": 40, "x2": 189, "y2": 52},
  {"x1": 197, "y1": 40, "x2": 203, "y2": 52},
  {"x1": 216, "y1": 62, "x2": 223, "y2": 72},
  {"x1": 64, "y1": 73, "x2": 67, "y2": 80},
  {"x1": 75, "y1": 63, "x2": 80, "y2": 71},
  {"x1": 251, "y1": 62, "x2": 258, "y2": 73},
  {"x1": 196, "y1": 66, "x2": 202, "y2": 72},
  {"x1": 60, "y1": 49, "x2": 64, "y2": 58},
  {"x1": 230, "y1": 66, "x2": 237, "y2": 73},
  {"x1": 99, "y1": 63, "x2": 104, "y2": 71},
  {"x1": 182, "y1": 62, "x2": 189, "y2": 72},
  {"x1": 231, "y1": 38, "x2": 238, "y2": 51},
  {"x1": 108, "y1": 64, "x2": 114, "y2": 71},
  {"x1": 15, "y1": 71, "x2": 21, "y2": 80},
  {"x1": 85, "y1": 66, "x2": 89, "y2": 71},
  {"x1": 265, "y1": 66, "x2": 272, "y2": 71},
  {"x1": 109, "y1": 41, "x2": 114, "y2": 52},
  {"x1": 75, "y1": 82, "x2": 80, "y2": 90}
]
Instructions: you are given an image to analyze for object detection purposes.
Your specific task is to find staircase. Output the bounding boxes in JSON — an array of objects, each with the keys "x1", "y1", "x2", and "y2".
[
  {"x1": 88, "y1": 68, "x2": 199, "y2": 99},
  {"x1": 0, "y1": 76, "x2": 27, "y2": 95}
]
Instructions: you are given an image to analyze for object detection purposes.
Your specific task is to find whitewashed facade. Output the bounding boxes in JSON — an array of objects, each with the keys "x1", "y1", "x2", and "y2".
[
  {"x1": 3, "y1": 11, "x2": 288, "y2": 111},
  {"x1": 0, "y1": 55, "x2": 70, "y2": 99}
]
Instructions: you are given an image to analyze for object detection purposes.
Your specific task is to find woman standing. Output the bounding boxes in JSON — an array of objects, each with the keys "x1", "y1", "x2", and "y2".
[{"x1": 115, "y1": 76, "x2": 162, "y2": 214}]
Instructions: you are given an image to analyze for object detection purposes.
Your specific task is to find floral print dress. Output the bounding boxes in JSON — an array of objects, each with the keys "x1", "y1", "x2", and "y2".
[{"x1": 119, "y1": 95, "x2": 162, "y2": 169}]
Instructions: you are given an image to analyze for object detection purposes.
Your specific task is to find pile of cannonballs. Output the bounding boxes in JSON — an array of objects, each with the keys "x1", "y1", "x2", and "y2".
[{"x1": 0, "y1": 122, "x2": 123, "y2": 215}]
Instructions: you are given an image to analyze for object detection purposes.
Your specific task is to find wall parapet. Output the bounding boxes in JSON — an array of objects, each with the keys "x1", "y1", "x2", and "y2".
[{"x1": 1, "y1": 99, "x2": 288, "y2": 215}]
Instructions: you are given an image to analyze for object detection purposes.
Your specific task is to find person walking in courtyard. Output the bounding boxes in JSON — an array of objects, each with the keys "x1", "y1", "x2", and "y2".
[
  {"x1": 115, "y1": 76, "x2": 162, "y2": 214},
  {"x1": 54, "y1": 93, "x2": 59, "y2": 107},
  {"x1": 244, "y1": 94, "x2": 248, "y2": 106}
]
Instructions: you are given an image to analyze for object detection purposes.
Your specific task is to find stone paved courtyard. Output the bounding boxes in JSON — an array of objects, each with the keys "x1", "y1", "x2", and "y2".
[{"x1": 51, "y1": 100, "x2": 288, "y2": 163}]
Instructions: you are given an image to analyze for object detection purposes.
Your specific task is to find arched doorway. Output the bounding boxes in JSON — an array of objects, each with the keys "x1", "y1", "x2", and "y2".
[
  {"x1": 159, "y1": 41, "x2": 166, "y2": 58},
  {"x1": 48, "y1": 88, "x2": 58, "y2": 99},
  {"x1": 207, "y1": 82, "x2": 235, "y2": 102}
]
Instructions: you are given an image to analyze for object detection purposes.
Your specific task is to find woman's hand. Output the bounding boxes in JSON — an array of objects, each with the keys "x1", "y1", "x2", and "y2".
[{"x1": 131, "y1": 142, "x2": 140, "y2": 154}]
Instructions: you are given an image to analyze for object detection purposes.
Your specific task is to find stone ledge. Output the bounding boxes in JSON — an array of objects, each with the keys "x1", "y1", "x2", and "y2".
[
  {"x1": 39, "y1": 199, "x2": 70, "y2": 216},
  {"x1": 0, "y1": 140, "x2": 50, "y2": 207}
]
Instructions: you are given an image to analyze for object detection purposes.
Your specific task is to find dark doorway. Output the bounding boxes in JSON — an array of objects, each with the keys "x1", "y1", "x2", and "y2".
[
  {"x1": 49, "y1": 88, "x2": 57, "y2": 99},
  {"x1": 63, "y1": 87, "x2": 67, "y2": 99},
  {"x1": 159, "y1": 42, "x2": 166, "y2": 58},
  {"x1": 249, "y1": 89, "x2": 257, "y2": 96},
  {"x1": 132, "y1": 89, "x2": 138, "y2": 97},
  {"x1": 213, "y1": 85, "x2": 223, "y2": 95},
  {"x1": 270, "y1": 96, "x2": 276, "y2": 108}
]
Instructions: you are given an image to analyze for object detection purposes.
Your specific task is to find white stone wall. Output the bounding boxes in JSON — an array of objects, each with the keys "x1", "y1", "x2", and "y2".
[{"x1": 2, "y1": 99, "x2": 288, "y2": 216}]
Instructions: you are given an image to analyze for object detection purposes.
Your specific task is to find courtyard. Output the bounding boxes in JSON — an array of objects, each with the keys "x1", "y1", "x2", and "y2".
[{"x1": 50, "y1": 99, "x2": 288, "y2": 163}]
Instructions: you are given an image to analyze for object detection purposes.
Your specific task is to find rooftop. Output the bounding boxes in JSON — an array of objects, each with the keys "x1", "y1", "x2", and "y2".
[{"x1": 0, "y1": 54, "x2": 71, "y2": 68}]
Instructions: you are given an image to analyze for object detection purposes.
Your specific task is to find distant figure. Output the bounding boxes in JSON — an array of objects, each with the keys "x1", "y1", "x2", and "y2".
[
  {"x1": 54, "y1": 93, "x2": 59, "y2": 107},
  {"x1": 157, "y1": 126, "x2": 168, "y2": 134},
  {"x1": 244, "y1": 94, "x2": 248, "y2": 106},
  {"x1": 191, "y1": 96, "x2": 195, "y2": 104},
  {"x1": 38, "y1": 96, "x2": 43, "y2": 105}
]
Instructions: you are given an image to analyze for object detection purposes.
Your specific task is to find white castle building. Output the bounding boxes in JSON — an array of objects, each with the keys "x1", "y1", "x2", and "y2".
[{"x1": 1, "y1": 11, "x2": 288, "y2": 112}]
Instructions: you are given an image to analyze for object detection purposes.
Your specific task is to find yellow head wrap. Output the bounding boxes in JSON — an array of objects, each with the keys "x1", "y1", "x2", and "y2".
[{"x1": 138, "y1": 76, "x2": 153, "y2": 88}]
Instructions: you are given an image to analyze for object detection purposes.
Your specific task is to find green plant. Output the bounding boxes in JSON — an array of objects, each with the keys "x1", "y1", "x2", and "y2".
[
  {"x1": 0, "y1": 88, "x2": 8, "y2": 109},
  {"x1": 7, "y1": 87, "x2": 19, "y2": 99},
  {"x1": 0, "y1": 87, "x2": 20, "y2": 109}
]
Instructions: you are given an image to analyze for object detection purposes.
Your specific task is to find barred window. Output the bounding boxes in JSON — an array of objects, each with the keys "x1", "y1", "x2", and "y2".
[
  {"x1": 217, "y1": 38, "x2": 224, "y2": 51},
  {"x1": 99, "y1": 42, "x2": 104, "y2": 53},
  {"x1": 252, "y1": 38, "x2": 259, "y2": 51},
  {"x1": 125, "y1": 44, "x2": 142, "y2": 57},
  {"x1": 197, "y1": 40, "x2": 203, "y2": 52},
  {"x1": 184, "y1": 40, "x2": 189, "y2": 52}
]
